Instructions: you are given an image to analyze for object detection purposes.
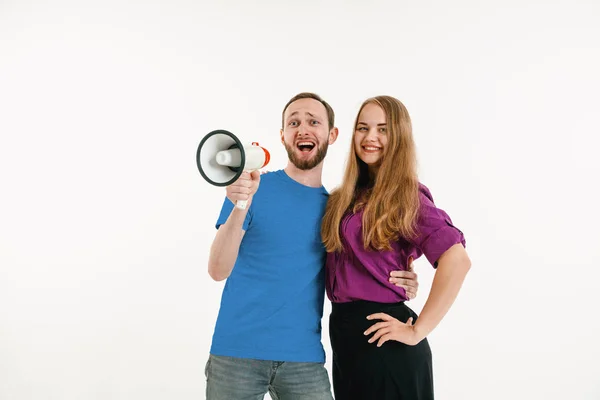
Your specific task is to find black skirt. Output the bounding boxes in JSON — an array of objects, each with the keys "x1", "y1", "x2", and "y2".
[{"x1": 329, "y1": 300, "x2": 434, "y2": 400}]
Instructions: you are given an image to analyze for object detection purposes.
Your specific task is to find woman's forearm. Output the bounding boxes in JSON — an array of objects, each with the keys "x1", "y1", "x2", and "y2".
[{"x1": 413, "y1": 243, "x2": 471, "y2": 341}]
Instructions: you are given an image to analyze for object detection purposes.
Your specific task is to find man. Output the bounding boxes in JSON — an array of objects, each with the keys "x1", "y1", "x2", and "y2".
[{"x1": 204, "y1": 93, "x2": 419, "y2": 399}]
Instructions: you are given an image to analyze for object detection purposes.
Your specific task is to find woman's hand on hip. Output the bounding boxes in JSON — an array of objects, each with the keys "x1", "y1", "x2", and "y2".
[{"x1": 364, "y1": 313, "x2": 424, "y2": 347}]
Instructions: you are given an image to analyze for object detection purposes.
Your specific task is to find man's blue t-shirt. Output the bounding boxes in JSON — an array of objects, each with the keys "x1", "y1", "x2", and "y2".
[{"x1": 210, "y1": 169, "x2": 329, "y2": 363}]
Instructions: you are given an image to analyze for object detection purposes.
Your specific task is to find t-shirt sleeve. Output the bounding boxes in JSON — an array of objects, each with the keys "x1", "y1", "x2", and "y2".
[
  {"x1": 215, "y1": 197, "x2": 252, "y2": 231},
  {"x1": 411, "y1": 185, "x2": 466, "y2": 268}
]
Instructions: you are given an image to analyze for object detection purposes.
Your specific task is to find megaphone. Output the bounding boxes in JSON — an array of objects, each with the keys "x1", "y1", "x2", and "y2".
[{"x1": 196, "y1": 129, "x2": 270, "y2": 210}]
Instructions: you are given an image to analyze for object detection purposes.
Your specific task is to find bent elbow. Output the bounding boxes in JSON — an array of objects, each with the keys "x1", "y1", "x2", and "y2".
[
  {"x1": 208, "y1": 269, "x2": 228, "y2": 282},
  {"x1": 208, "y1": 261, "x2": 229, "y2": 281},
  {"x1": 461, "y1": 252, "x2": 472, "y2": 272}
]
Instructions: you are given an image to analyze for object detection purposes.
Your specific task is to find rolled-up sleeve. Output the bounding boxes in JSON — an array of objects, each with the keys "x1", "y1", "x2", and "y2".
[{"x1": 412, "y1": 185, "x2": 466, "y2": 268}]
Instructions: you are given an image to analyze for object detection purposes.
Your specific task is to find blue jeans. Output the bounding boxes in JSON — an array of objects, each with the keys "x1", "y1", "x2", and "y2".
[{"x1": 205, "y1": 354, "x2": 333, "y2": 400}]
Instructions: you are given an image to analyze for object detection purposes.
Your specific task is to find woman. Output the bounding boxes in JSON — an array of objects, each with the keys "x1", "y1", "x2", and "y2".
[{"x1": 321, "y1": 96, "x2": 471, "y2": 399}]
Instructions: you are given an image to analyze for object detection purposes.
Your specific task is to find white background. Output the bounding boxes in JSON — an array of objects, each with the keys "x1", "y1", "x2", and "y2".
[{"x1": 1, "y1": 1, "x2": 599, "y2": 399}]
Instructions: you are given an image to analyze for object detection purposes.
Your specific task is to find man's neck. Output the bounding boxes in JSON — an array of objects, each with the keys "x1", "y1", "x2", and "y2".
[{"x1": 284, "y1": 162, "x2": 324, "y2": 188}]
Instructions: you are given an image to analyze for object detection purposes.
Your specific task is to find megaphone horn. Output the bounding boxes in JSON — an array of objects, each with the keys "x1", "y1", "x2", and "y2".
[{"x1": 196, "y1": 129, "x2": 270, "y2": 210}]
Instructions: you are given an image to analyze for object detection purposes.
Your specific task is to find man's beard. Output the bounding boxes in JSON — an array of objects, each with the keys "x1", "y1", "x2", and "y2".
[{"x1": 284, "y1": 141, "x2": 329, "y2": 170}]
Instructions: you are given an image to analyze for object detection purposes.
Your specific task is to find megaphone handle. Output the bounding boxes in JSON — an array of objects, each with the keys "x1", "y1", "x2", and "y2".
[{"x1": 234, "y1": 168, "x2": 258, "y2": 210}]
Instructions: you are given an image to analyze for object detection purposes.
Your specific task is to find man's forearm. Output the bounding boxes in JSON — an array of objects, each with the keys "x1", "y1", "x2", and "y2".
[{"x1": 207, "y1": 207, "x2": 247, "y2": 281}]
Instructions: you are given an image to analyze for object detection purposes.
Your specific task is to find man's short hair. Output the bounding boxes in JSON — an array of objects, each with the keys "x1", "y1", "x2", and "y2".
[{"x1": 281, "y1": 92, "x2": 335, "y2": 130}]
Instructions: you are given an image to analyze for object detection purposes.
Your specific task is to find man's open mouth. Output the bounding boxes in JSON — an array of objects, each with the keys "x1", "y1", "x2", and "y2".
[{"x1": 297, "y1": 141, "x2": 316, "y2": 153}]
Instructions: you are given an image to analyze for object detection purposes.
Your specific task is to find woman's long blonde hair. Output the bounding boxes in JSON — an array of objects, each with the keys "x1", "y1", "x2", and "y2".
[{"x1": 321, "y1": 96, "x2": 420, "y2": 252}]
